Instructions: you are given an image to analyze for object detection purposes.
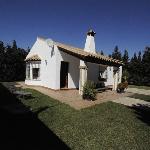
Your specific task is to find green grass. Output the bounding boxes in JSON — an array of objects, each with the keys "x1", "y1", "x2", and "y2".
[
  {"x1": 128, "y1": 93, "x2": 150, "y2": 102},
  {"x1": 20, "y1": 88, "x2": 150, "y2": 150},
  {"x1": 129, "y1": 85, "x2": 150, "y2": 90}
]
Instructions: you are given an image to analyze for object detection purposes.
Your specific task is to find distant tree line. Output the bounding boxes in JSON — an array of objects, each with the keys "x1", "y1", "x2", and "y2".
[
  {"x1": 0, "y1": 40, "x2": 28, "y2": 81},
  {"x1": 109, "y1": 46, "x2": 150, "y2": 86}
]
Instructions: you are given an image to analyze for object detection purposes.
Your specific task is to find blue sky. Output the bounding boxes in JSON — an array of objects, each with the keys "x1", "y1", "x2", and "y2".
[{"x1": 0, "y1": 0, "x2": 150, "y2": 57}]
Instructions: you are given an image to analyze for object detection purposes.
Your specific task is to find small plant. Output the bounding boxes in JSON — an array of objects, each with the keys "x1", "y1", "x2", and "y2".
[
  {"x1": 82, "y1": 80, "x2": 96, "y2": 101},
  {"x1": 117, "y1": 81, "x2": 128, "y2": 93}
]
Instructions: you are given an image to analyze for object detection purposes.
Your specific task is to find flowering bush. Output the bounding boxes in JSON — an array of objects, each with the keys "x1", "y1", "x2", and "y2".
[{"x1": 117, "y1": 81, "x2": 128, "y2": 93}]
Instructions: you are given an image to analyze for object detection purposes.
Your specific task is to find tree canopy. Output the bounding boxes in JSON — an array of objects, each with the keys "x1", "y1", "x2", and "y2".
[
  {"x1": 110, "y1": 47, "x2": 150, "y2": 86},
  {"x1": 112, "y1": 46, "x2": 122, "y2": 60},
  {"x1": 0, "y1": 40, "x2": 28, "y2": 81}
]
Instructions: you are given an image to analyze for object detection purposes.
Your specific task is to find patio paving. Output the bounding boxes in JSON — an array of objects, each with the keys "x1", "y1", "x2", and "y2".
[
  {"x1": 126, "y1": 88, "x2": 150, "y2": 95},
  {"x1": 15, "y1": 82, "x2": 131, "y2": 110},
  {"x1": 3, "y1": 82, "x2": 150, "y2": 109},
  {"x1": 112, "y1": 97, "x2": 150, "y2": 107}
]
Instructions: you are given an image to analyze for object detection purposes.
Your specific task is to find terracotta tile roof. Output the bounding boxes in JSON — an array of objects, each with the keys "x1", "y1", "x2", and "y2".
[
  {"x1": 25, "y1": 54, "x2": 41, "y2": 61},
  {"x1": 54, "y1": 42, "x2": 123, "y2": 66},
  {"x1": 25, "y1": 37, "x2": 123, "y2": 66}
]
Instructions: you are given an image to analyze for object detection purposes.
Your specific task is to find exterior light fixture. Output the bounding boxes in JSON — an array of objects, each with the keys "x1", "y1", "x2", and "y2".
[{"x1": 45, "y1": 60, "x2": 47, "y2": 65}]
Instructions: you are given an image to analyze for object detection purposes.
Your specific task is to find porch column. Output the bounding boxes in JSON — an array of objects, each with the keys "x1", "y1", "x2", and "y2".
[
  {"x1": 118, "y1": 66, "x2": 122, "y2": 83},
  {"x1": 113, "y1": 67, "x2": 119, "y2": 90},
  {"x1": 79, "y1": 60, "x2": 88, "y2": 95},
  {"x1": 115, "y1": 71, "x2": 119, "y2": 90},
  {"x1": 30, "y1": 62, "x2": 33, "y2": 80},
  {"x1": 25, "y1": 63, "x2": 28, "y2": 79}
]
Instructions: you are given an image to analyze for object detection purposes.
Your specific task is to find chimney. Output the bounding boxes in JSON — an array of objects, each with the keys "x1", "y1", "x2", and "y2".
[{"x1": 84, "y1": 29, "x2": 96, "y2": 53}]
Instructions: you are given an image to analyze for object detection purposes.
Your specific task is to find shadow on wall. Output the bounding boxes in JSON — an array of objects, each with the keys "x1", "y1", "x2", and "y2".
[
  {"x1": 129, "y1": 104, "x2": 150, "y2": 126},
  {"x1": 87, "y1": 62, "x2": 99, "y2": 84},
  {"x1": 60, "y1": 51, "x2": 80, "y2": 88},
  {"x1": 0, "y1": 84, "x2": 70, "y2": 150}
]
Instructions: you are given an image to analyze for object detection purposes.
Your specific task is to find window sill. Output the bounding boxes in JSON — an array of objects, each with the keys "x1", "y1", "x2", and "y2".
[
  {"x1": 32, "y1": 79, "x2": 41, "y2": 81},
  {"x1": 26, "y1": 79, "x2": 41, "y2": 81}
]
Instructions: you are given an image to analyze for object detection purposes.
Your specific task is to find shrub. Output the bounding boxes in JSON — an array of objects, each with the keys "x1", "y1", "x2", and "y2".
[
  {"x1": 82, "y1": 80, "x2": 96, "y2": 101},
  {"x1": 117, "y1": 81, "x2": 128, "y2": 93}
]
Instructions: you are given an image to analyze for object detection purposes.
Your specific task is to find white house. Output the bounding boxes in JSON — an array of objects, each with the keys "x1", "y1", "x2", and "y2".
[{"x1": 25, "y1": 29, "x2": 123, "y2": 95}]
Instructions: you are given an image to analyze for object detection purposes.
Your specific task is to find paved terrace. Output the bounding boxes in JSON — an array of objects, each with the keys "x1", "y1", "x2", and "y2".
[
  {"x1": 3, "y1": 82, "x2": 150, "y2": 110},
  {"x1": 3, "y1": 82, "x2": 131, "y2": 110},
  {"x1": 112, "y1": 88, "x2": 150, "y2": 107}
]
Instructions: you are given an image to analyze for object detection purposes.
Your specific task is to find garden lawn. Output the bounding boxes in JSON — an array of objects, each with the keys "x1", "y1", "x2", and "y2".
[
  {"x1": 129, "y1": 85, "x2": 150, "y2": 90},
  {"x1": 20, "y1": 88, "x2": 150, "y2": 150}
]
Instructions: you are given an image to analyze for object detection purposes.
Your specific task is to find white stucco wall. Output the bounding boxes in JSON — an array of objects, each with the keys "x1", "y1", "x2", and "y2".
[
  {"x1": 25, "y1": 37, "x2": 57, "y2": 89},
  {"x1": 104, "y1": 66, "x2": 114, "y2": 86},
  {"x1": 55, "y1": 47, "x2": 80, "y2": 89},
  {"x1": 25, "y1": 37, "x2": 80, "y2": 90}
]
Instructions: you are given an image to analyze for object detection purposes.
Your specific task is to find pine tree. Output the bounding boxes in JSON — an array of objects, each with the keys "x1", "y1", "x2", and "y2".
[
  {"x1": 112, "y1": 46, "x2": 122, "y2": 60},
  {"x1": 137, "y1": 51, "x2": 143, "y2": 84},
  {"x1": 128, "y1": 52, "x2": 144, "y2": 85},
  {"x1": 100, "y1": 50, "x2": 104, "y2": 55},
  {"x1": 12, "y1": 40, "x2": 17, "y2": 50},
  {"x1": 122, "y1": 49, "x2": 129, "y2": 81},
  {"x1": 0, "y1": 41, "x2": 5, "y2": 80},
  {"x1": 138, "y1": 51, "x2": 142, "y2": 62},
  {"x1": 122, "y1": 49, "x2": 129, "y2": 65},
  {"x1": 108, "y1": 54, "x2": 112, "y2": 58},
  {"x1": 27, "y1": 47, "x2": 30, "y2": 53},
  {"x1": 142, "y1": 47, "x2": 150, "y2": 85},
  {"x1": 0, "y1": 41, "x2": 4, "y2": 57}
]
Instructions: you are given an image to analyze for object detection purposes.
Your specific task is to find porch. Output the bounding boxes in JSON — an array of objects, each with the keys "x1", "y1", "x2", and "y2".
[{"x1": 56, "y1": 42, "x2": 123, "y2": 95}]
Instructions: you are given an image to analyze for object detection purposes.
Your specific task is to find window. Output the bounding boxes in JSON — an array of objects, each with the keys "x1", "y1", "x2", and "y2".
[
  {"x1": 99, "y1": 70, "x2": 108, "y2": 80},
  {"x1": 32, "y1": 68, "x2": 40, "y2": 79},
  {"x1": 99, "y1": 66, "x2": 108, "y2": 80},
  {"x1": 26, "y1": 63, "x2": 30, "y2": 79}
]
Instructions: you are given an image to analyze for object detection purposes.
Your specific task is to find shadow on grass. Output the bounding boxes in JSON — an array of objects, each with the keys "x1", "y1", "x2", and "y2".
[
  {"x1": 128, "y1": 93, "x2": 150, "y2": 102},
  {"x1": 0, "y1": 84, "x2": 70, "y2": 150},
  {"x1": 129, "y1": 104, "x2": 150, "y2": 126}
]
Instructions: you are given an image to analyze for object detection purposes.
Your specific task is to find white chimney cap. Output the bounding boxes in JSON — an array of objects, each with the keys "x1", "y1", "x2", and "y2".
[{"x1": 87, "y1": 29, "x2": 96, "y2": 36}]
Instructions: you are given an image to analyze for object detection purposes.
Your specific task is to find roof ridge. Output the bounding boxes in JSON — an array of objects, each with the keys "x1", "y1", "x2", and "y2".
[{"x1": 36, "y1": 37, "x2": 123, "y2": 65}]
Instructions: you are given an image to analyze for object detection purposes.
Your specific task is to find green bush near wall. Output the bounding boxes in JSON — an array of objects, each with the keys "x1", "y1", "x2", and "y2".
[{"x1": 82, "y1": 80, "x2": 96, "y2": 101}]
